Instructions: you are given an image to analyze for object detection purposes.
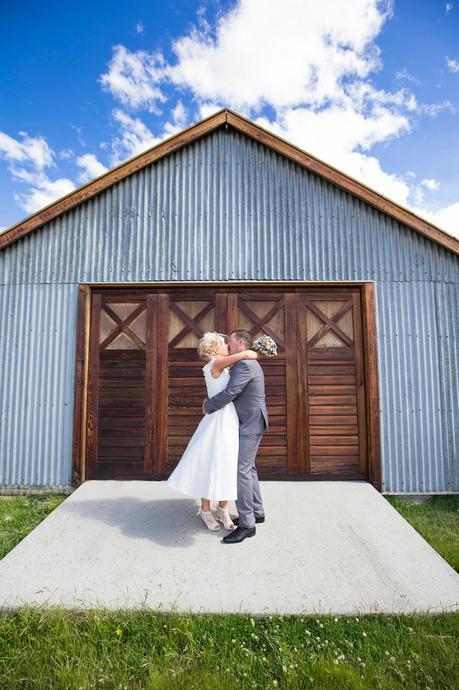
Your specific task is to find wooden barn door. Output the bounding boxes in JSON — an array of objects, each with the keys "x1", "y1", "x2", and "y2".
[
  {"x1": 86, "y1": 292, "x2": 159, "y2": 479},
  {"x1": 295, "y1": 289, "x2": 367, "y2": 478},
  {"x1": 85, "y1": 286, "x2": 368, "y2": 481}
]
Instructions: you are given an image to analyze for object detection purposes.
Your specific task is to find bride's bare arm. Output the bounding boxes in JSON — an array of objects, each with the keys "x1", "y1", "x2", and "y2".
[{"x1": 210, "y1": 349, "x2": 258, "y2": 378}]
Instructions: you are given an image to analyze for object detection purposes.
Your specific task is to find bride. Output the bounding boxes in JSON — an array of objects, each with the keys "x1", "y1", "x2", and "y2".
[{"x1": 166, "y1": 332, "x2": 258, "y2": 531}]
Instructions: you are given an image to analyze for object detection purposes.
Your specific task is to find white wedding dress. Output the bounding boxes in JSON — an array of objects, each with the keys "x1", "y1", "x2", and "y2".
[{"x1": 166, "y1": 358, "x2": 239, "y2": 500}]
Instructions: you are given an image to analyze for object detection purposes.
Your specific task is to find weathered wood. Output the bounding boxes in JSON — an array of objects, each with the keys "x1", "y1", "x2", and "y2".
[
  {"x1": 71, "y1": 284, "x2": 91, "y2": 486},
  {"x1": 86, "y1": 293, "x2": 101, "y2": 478},
  {"x1": 82, "y1": 284, "x2": 380, "y2": 485},
  {"x1": 361, "y1": 283, "x2": 382, "y2": 491}
]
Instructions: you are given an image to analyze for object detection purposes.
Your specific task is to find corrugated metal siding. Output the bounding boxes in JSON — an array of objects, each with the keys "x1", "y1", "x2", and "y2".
[
  {"x1": 435, "y1": 283, "x2": 459, "y2": 490},
  {"x1": 376, "y1": 282, "x2": 449, "y2": 492},
  {"x1": 0, "y1": 283, "x2": 78, "y2": 486},
  {"x1": 0, "y1": 128, "x2": 458, "y2": 490}
]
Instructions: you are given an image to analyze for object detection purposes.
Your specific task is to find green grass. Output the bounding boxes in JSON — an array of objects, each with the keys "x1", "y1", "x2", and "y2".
[
  {"x1": 386, "y1": 496, "x2": 459, "y2": 573},
  {"x1": 0, "y1": 493, "x2": 458, "y2": 689},
  {"x1": 0, "y1": 493, "x2": 67, "y2": 560},
  {"x1": 0, "y1": 605, "x2": 458, "y2": 690}
]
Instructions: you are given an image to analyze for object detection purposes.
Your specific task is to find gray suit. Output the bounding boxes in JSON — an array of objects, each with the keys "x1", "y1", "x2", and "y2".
[{"x1": 204, "y1": 360, "x2": 268, "y2": 529}]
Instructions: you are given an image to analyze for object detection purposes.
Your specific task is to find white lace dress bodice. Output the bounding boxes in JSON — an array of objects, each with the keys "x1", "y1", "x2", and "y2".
[{"x1": 166, "y1": 358, "x2": 239, "y2": 500}]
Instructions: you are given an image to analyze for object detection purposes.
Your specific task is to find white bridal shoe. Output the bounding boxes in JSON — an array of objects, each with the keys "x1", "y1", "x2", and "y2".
[
  {"x1": 197, "y1": 507, "x2": 220, "y2": 531},
  {"x1": 216, "y1": 505, "x2": 236, "y2": 530}
]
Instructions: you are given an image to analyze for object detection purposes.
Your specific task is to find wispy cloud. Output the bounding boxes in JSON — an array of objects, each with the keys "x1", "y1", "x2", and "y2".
[
  {"x1": 446, "y1": 57, "x2": 459, "y2": 73},
  {"x1": 76, "y1": 153, "x2": 109, "y2": 183},
  {"x1": 70, "y1": 124, "x2": 86, "y2": 147},
  {"x1": 395, "y1": 67, "x2": 420, "y2": 85},
  {"x1": 99, "y1": 44, "x2": 167, "y2": 113},
  {"x1": 421, "y1": 178, "x2": 440, "y2": 191},
  {"x1": 0, "y1": 130, "x2": 54, "y2": 170},
  {"x1": 0, "y1": 129, "x2": 76, "y2": 214},
  {"x1": 103, "y1": 108, "x2": 161, "y2": 165},
  {"x1": 11, "y1": 167, "x2": 75, "y2": 214}
]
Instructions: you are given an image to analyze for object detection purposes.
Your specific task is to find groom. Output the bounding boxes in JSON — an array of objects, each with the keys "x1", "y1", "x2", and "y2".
[{"x1": 203, "y1": 330, "x2": 269, "y2": 544}]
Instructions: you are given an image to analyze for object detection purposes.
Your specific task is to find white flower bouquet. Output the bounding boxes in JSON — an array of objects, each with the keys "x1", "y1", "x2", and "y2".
[{"x1": 253, "y1": 334, "x2": 278, "y2": 357}]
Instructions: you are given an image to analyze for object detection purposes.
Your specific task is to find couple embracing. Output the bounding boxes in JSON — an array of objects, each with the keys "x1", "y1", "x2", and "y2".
[{"x1": 167, "y1": 330, "x2": 277, "y2": 544}]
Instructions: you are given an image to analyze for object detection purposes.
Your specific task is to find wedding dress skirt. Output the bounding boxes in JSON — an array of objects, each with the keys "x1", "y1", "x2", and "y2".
[{"x1": 166, "y1": 359, "x2": 239, "y2": 500}]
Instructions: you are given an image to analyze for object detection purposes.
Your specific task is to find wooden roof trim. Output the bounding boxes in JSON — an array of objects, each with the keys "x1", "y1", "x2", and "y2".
[{"x1": 1, "y1": 107, "x2": 458, "y2": 256}]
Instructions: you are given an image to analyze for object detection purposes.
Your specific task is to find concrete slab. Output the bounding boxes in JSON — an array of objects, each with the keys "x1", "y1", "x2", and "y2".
[{"x1": 0, "y1": 480, "x2": 458, "y2": 615}]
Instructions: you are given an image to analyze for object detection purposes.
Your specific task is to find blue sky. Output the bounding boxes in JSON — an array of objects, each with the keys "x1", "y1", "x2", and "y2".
[{"x1": 1, "y1": 0, "x2": 458, "y2": 237}]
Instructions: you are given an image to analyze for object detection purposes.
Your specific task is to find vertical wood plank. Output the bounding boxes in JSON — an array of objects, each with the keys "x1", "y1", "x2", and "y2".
[
  {"x1": 215, "y1": 293, "x2": 228, "y2": 335},
  {"x1": 353, "y1": 291, "x2": 368, "y2": 476},
  {"x1": 86, "y1": 292, "x2": 101, "y2": 479},
  {"x1": 144, "y1": 293, "x2": 158, "y2": 476},
  {"x1": 156, "y1": 293, "x2": 169, "y2": 474},
  {"x1": 71, "y1": 284, "x2": 91, "y2": 486},
  {"x1": 284, "y1": 292, "x2": 300, "y2": 474},
  {"x1": 295, "y1": 290, "x2": 310, "y2": 474},
  {"x1": 361, "y1": 283, "x2": 382, "y2": 491},
  {"x1": 227, "y1": 293, "x2": 239, "y2": 332}
]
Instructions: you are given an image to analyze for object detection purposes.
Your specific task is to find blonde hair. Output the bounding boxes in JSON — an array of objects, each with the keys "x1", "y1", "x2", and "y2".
[{"x1": 197, "y1": 332, "x2": 226, "y2": 361}]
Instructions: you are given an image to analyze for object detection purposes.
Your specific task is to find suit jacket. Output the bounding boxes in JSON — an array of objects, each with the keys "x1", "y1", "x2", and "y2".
[{"x1": 204, "y1": 359, "x2": 269, "y2": 436}]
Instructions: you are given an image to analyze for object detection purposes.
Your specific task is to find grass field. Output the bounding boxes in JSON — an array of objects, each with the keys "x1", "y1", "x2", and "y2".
[{"x1": 0, "y1": 492, "x2": 458, "y2": 690}]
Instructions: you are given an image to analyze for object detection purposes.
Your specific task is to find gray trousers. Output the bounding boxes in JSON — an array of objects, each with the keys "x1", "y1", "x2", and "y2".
[{"x1": 235, "y1": 433, "x2": 265, "y2": 529}]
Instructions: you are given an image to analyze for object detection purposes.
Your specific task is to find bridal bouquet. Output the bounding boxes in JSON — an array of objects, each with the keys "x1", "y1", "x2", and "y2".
[{"x1": 253, "y1": 334, "x2": 278, "y2": 357}]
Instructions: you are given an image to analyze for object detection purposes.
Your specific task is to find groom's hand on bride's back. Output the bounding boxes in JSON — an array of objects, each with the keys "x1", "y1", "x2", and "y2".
[{"x1": 202, "y1": 398, "x2": 208, "y2": 415}]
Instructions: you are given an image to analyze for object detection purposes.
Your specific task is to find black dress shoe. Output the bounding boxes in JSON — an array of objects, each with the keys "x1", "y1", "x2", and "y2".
[
  {"x1": 232, "y1": 515, "x2": 265, "y2": 526},
  {"x1": 222, "y1": 525, "x2": 256, "y2": 543}
]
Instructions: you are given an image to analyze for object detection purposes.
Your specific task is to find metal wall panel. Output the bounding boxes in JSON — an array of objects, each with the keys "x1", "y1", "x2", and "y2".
[
  {"x1": 376, "y1": 282, "x2": 452, "y2": 492},
  {"x1": 435, "y1": 283, "x2": 459, "y2": 491},
  {"x1": 0, "y1": 283, "x2": 78, "y2": 486},
  {"x1": 0, "y1": 128, "x2": 458, "y2": 490}
]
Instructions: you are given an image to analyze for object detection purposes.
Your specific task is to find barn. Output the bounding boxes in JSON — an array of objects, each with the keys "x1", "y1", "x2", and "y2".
[{"x1": 0, "y1": 109, "x2": 458, "y2": 495}]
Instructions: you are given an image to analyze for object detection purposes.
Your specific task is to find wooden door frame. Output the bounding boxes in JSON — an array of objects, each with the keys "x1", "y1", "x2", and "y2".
[{"x1": 72, "y1": 281, "x2": 382, "y2": 491}]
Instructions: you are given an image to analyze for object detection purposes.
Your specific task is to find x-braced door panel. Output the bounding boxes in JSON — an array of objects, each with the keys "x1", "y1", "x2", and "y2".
[{"x1": 296, "y1": 290, "x2": 367, "y2": 477}]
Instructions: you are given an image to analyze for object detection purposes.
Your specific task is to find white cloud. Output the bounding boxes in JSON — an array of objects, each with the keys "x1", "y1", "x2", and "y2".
[
  {"x1": 11, "y1": 168, "x2": 75, "y2": 214},
  {"x1": 76, "y1": 153, "x2": 109, "y2": 183},
  {"x1": 430, "y1": 202, "x2": 459, "y2": 238},
  {"x1": 199, "y1": 102, "x2": 225, "y2": 119},
  {"x1": 59, "y1": 148, "x2": 75, "y2": 160},
  {"x1": 0, "y1": 128, "x2": 76, "y2": 215},
  {"x1": 446, "y1": 57, "x2": 459, "y2": 73},
  {"x1": 135, "y1": 20, "x2": 144, "y2": 34},
  {"x1": 445, "y1": 4, "x2": 453, "y2": 14},
  {"x1": 418, "y1": 101, "x2": 455, "y2": 117},
  {"x1": 70, "y1": 124, "x2": 86, "y2": 147},
  {"x1": 169, "y1": 0, "x2": 391, "y2": 110},
  {"x1": 159, "y1": 101, "x2": 190, "y2": 138},
  {"x1": 395, "y1": 68, "x2": 420, "y2": 85},
  {"x1": 172, "y1": 100, "x2": 187, "y2": 126},
  {"x1": 99, "y1": 44, "x2": 167, "y2": 113},
  {"x1": 0, "y1": 130, "x2": 54, "y2": 169},
  {"x1": 421, "y1": 178, "x2": 440, "y2": 191},
  {"x1": 412, "y1": 201, "x2": 459, "y2": 240},
  {"x1": 108, "y1": 108, "x2": 161, "y2": 165}
]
